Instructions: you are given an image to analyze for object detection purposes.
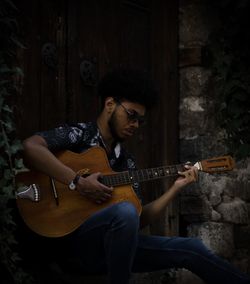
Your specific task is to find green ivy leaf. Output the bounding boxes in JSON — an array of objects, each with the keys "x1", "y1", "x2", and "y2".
[
  {"x1": 4, "y1": 169, "x2": 14, "y2": 180},
  {"x1": 10, "y1": 35, "x2": 26, "y2": 49},
  {"x1": 14, "y1": 158, "x2": 24, "y2": 169},
  {"x1": 10, "y1": 140, "x2": 23, "y2": 154},
  {"x1": 0, "y1": 138, "x2": 5, "y2": 148},
  {"x1": 0, "y1": 156, "x2": 8, "y2": 168},
  {"x1": 0, "y1": 65, "x2": 12, "y2": 73},
  {"x1": 0, "y1": 79, "x2": 10, "y2": 86},
  {"x1": 237, "y1": 144, "x2": 250, "y2": 158},
  {"x1": 2, "y1": 104, "x2": 12, "y2": 113},
  {"x1": 0, "y1": 0, "x2": 29, "y2": 282},
  {"x1": 13, "y1": 66, "x2": 23, "y2": 76},
  {"x1": 0, "y1": 177, "x2": 8, "y2": 188}
]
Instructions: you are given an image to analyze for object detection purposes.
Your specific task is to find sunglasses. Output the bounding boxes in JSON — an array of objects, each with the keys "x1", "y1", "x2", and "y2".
[{"x1": 116, "y1": 100, "x2": 146, "y2": 125}]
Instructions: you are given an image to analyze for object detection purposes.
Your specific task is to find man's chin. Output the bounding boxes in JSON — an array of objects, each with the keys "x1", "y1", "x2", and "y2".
[
  {"x1": 116, "y1": 136, "x2": 126, "y2": 143},
  {"x1": 119, "y1": 133, "x2": 134, "y2": 142}
]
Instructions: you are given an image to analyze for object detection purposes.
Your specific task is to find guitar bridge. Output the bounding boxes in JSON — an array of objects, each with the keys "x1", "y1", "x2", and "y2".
[{"x1": 16, "y1": 184, "x2": 40, "y2": 202}]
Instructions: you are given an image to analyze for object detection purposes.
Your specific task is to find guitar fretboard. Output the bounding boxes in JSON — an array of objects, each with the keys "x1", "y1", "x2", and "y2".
[{"x1": 102, "y1": 164, "x2": 184, "y2": 187}]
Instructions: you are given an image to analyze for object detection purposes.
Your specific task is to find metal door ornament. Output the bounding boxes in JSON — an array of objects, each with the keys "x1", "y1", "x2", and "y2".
[
  {"x1": 80, "y1": 59, "x2": 97, "y2": 86},
  {"x1": 41, "y1": 43, "x2": 58, "y2": 69}
]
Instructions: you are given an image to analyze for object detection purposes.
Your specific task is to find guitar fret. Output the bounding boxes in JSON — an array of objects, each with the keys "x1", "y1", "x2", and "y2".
[
  {"x1": 129, "y1": 170, "x2": 136, "y2": 182},
  {"x1": 138, "y1": 170, "x2": 143, "y2": 182},
  {"x1": 132, "y1": 171, "x2": 138, "y2": 182},
  {"x1": 95, "y1": 153, "x2": 233, "y2": 188},
  {"x1": 142, "y1": 169, "x2": 148, "y2": 181},
  {"x1": 103, "y1": 176, "x2": 111, "y2": 186},
  {"x1": 120, "y1": 173, "x2": 125, "y2": 184},
  {"x1": 121, "y1": 173, "x2": 127, "y2": 184},
  {"x1": 114, "y1": 174, "x2": 120, "y2": 185},
  {"x1": 148, "y1": 169, "x2": 153, "y2": 179},
  {"x1": 164, "y1": 167, "x2": 170, "y2": 175},
  {"x1": 170, "y1": 166, "x2": 178, "y2": 175},
  {"x1": 125, "y1": 171, "x2": 130, "y2": 183},
  {"x1": 153, "y1": 168, "x2": 159, "y2": 178},
  {"x1": 159, "y1": 167, "x2": 165, "y2": 176},
  {"x1": 176, "y1": 164, "x2": 184, "y2": 172},
  {"x1": 102, "y1": 164, "x2": 187, "y2": 187}
]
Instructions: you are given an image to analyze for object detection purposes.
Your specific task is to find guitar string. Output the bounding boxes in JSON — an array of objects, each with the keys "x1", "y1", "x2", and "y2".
[{"x1": 102, "y1": 164, "x2": 183, "y2": 187}]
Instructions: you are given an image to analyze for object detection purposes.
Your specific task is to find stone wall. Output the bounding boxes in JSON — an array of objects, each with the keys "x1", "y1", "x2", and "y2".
[{"x1": 178, "y1": 0, "x2": 250, "y2": 283}]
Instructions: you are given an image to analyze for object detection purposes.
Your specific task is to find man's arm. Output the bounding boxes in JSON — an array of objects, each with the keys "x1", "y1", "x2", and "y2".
[
  {"x1": 23, "y1": 135, "x2": 77, "y2": 184},
  {"x1": 22, "y1": 135, "x2": 113, "y2": 203},
  {"x1": 139, "y1": 166, "x2": 198, "y2": 228}
]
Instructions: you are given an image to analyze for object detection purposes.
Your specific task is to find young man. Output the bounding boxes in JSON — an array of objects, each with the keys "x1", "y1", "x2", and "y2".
[{"x1": 22, "y1": 69, "x2": 250, "y2": 284}]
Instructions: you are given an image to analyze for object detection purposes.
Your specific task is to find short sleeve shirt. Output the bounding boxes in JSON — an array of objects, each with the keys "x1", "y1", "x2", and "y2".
[{"x1": 36, "y1": 121, "x2": 142, "y2": 202}]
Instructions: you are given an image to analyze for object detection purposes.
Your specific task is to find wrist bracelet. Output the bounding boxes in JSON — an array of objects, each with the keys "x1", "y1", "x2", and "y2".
[{"x1": 68, "y1": 174, "x2": 81, "y2": 190}]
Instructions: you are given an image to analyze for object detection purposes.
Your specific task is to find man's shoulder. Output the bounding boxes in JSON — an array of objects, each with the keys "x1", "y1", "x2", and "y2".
[
  {"x1": 66, "y1": 121, "x2": 96, "y2": 130},
  {"x1": 58, "y1": 121, "x2": 98, "y2": 136}
]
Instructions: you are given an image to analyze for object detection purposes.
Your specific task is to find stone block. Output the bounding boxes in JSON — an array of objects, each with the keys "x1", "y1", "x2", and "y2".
[
  {"x1": 179, "y1": 112, "x2": 207, "y2": 139},
  {"x1": 131, "y1": 270, "x2": 173, "y2": 284},
  {"x1": 174, "y1": 269, "x2": 205, "y2": 284},
  {"x1": 232, "y1": 180, "x2": 250, "y2": 202},
  {"x1": 187, "y1": 222, "x2": 234, "y2": 258},
  {"x1": 179, "y1": 0, "x2": 216, "y2": 46},
  {"x1": 181, "y1": 183, "x2": 202, "y2": 196},
  {"x1": 236, "y1": 159, "x2": 250, "y2": 181},
  {"x1": 198, "y1": 173, "x2": 224, "y2": 195},
  {"x1": 234, "y1": 225, "x2": 250, "y2": 249},
  {"x1": 133, "y1": 269, "x2": 206, "y2": 284},
  {"x1": 232, "y1": 159, "x2": 250, "y2": 202},
  {"x1": 211, "y1": 210, "x2": 221, "y2": 221},
  {"x1": 179, "y1": 67, "x2": 212, "y2": 98},
  {"x1": 180, "y1": 195, "x2": 212, "y2": 218},
  {"x1": 179, "y1": 47, "x2": 206, "y2": 68},
  {"x1": 179, "y1": 134, "x2": 229, "y2": 164},
  {"x1": 216, "y1": 198, "x2": 249, "y2": 225},
  {"x1": 209, "y1": 192, "x2": 222, "y2": 206},
  {"x1": 231, "y1": 249, "x2": 250, "y2": 274}
]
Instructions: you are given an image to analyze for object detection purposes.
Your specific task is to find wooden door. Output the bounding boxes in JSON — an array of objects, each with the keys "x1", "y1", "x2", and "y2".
[{"x1": 16, "y1": 0, "x2": 179, "y2": 236}]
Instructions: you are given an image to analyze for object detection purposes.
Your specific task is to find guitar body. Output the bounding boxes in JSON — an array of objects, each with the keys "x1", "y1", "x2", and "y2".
[{"x1": 16, "y1": 147, "x2": 142, "y2": 238}]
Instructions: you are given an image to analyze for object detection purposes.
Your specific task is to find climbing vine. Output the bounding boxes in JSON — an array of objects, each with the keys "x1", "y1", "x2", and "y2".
[
  {"x1": 0, "y1": 0, "x2": 31, "y2": 283},
  {"x1": 209, "y1": 0, "x2": 250, "y2": 159}
]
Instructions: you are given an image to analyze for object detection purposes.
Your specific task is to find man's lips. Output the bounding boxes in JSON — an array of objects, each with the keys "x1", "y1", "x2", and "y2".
[{"x1": 124, "y1": 129, "x2": 135, "y2": 136}]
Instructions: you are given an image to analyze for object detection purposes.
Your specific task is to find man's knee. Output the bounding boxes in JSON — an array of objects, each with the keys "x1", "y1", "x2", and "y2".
[
  {"x1": 111, "y1": 202, "x2": 139, "y2": 230},
  {"x1": 180, "y1": 237, "x2": 213, "y2": 257}
]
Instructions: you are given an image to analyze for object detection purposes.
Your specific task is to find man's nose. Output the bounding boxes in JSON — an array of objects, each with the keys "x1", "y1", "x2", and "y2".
[{"x1": 130, "y1": 119, "x2": 139, "y2": 128}]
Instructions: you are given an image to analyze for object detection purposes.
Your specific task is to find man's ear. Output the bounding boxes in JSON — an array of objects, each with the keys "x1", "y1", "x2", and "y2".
[{"x1": 104, "y1": 97, "x2": 116, "y2": 113}]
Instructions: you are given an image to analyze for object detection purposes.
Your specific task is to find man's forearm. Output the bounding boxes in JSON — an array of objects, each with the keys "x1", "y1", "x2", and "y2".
[
  {"x1": 140, "y1": 184, "x2": 179, "y2": 228},
  {"x1": 23, "y1": 135, "x2": 76, "y2": 185}
]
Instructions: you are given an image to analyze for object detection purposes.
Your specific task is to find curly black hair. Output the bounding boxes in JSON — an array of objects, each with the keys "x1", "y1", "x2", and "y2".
[{"x1": 97, "y1": 68, "x2": 158, "y2": 110}]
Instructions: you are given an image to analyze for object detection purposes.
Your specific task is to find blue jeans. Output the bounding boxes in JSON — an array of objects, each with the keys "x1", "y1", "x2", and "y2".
[{"x1": 67, "y1": 202, "x2": 250, "y2": 284}]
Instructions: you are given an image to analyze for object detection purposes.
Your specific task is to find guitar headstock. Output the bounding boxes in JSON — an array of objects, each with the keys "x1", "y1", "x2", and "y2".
[{"x1": 194, "y1": 155, "x2": 235, "y2": 173}]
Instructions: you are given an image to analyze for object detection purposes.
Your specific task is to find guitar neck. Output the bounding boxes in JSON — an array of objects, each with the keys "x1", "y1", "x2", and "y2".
[
  {"x1": 101, "y1": 154, "x2": 235, "y2": 187},
  {"x1": 102, "y1": 164, "x2": 184, "y2": 187}
]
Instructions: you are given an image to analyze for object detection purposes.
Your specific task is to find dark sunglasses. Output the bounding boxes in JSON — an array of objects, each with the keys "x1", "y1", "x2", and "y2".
[{"x1": 116, "y1": 100, "x2": 146, "y2": 125}]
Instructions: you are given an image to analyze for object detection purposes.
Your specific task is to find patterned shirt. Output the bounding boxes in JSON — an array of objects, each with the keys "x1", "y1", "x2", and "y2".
[{"x1": 36, "y1": 121, "x2": 142, "y2": 201}]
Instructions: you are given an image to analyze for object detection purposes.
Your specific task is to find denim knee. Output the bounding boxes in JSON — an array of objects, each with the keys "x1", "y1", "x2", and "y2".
[
  {"x1": 181, "y1": 237, "x2": 209, "y2": 254},
  {"x1": 110, "y1": 202, "x2": 139, "y2": 231}
]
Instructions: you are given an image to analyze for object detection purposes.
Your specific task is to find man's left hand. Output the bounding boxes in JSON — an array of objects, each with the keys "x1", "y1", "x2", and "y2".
[{"x1": 174, "y1": 165, "x2": 198, "y2": 190}]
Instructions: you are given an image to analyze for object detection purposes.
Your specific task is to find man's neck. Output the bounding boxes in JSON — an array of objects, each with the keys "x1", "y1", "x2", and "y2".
[{"x1": 96, "y1": 116, "x2": 115, "y2": 152}]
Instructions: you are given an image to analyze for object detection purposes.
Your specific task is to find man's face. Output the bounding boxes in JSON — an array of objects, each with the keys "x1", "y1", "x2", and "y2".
[{"x1": 108, "y1": 100, "x2": 146, "y2": 142}]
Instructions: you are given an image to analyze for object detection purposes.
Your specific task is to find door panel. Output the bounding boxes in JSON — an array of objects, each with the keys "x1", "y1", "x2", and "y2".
[{"x1": 16, "y1": 0, "x2": 179, "y2": 236}]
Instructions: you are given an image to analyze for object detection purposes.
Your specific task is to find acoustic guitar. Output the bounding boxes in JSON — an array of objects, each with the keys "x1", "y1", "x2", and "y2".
[{"x1": 15, "y1": 146, "x2": 235, "y2": 238}]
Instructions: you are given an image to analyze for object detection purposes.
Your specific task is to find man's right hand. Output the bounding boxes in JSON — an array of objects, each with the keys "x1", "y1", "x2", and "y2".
[{"x1": 76, "y1": 172, "x2": 113, "y2": 204}]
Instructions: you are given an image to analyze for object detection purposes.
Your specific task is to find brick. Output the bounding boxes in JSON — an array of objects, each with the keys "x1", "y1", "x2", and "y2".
[
  {"x1": 187, "y1": 222, "x2": 234, "y2": 258},
  {"x1": 234, "y1": 225, "x2": 250, "y2": 249},
  {"x1": 216, "y1": 198, "x2": 249, "y2": 225},
  {"x1": 180, "y1": 195, "x2": 212, "y2": 222}
]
